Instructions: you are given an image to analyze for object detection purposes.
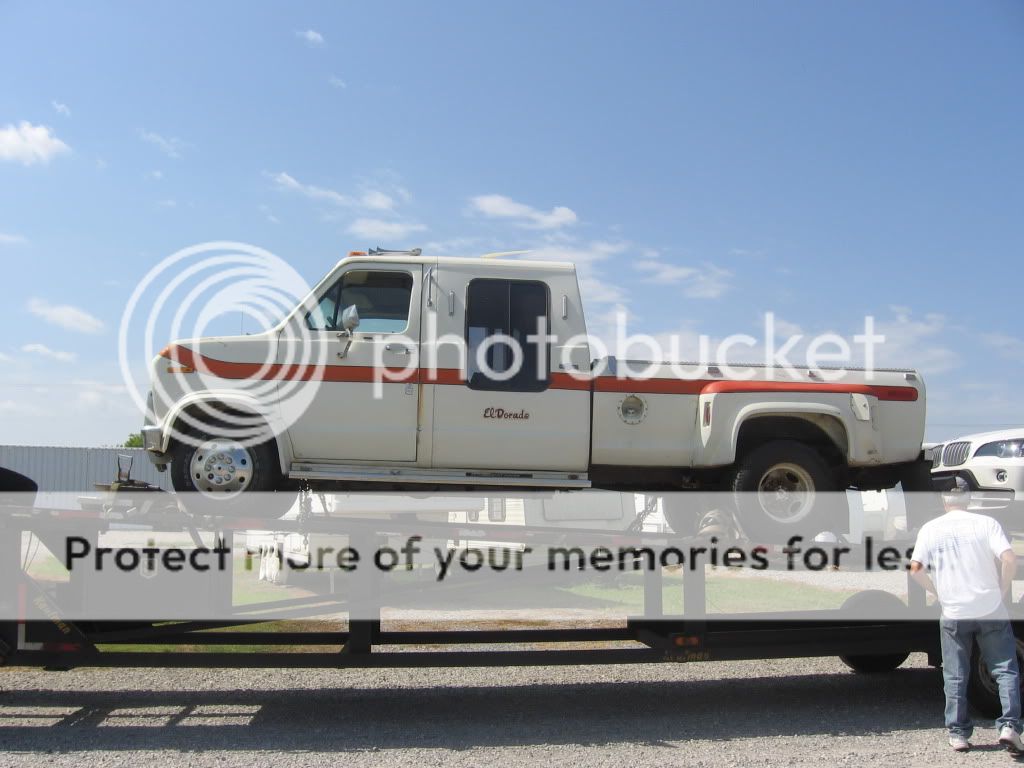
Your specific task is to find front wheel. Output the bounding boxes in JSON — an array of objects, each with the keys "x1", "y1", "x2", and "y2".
[
  {"x1": 170, "y1": 430, "x2": 294, "y2": 518},
  {"x1": 729, "y1": 440, "x2": 843, "y2": 542}
]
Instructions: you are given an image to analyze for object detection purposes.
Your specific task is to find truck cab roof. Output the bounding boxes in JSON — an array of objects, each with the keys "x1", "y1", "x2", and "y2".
[{"x1": 337, "y1": 252, "x2": 577, "y2": 274}]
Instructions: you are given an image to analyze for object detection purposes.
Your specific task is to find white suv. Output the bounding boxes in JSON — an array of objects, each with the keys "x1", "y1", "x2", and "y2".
[{"x1": 931, "y1": 429, "x2": 1024, "y2": 523}]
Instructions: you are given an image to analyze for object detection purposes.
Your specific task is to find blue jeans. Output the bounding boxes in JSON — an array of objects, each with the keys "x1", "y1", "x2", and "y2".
[{"x1": 941, "y1": 614, "x2": 1022, "y2": 737}]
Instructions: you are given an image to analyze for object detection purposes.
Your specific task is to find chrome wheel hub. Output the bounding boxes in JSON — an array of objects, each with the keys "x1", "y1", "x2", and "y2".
[
  {"x1": 189, "y1": 438, "x2": 253, "y2": 496},
  {"x1": 757, "y1": 463, "x2": 815, "y2": 524}
]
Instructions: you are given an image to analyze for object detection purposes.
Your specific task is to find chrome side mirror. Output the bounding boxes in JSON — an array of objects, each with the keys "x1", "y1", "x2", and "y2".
[
  {"x1": 337, "y1": 305, "x2": 360, "y2": 359},
  {"x1": 340, "y1": 304, "x2": 360, "y2": 333}
]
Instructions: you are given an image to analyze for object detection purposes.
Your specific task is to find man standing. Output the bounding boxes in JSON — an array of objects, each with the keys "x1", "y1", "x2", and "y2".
[{"x1": 911, "y1": 477, "x2": 1022, "y2": 753}]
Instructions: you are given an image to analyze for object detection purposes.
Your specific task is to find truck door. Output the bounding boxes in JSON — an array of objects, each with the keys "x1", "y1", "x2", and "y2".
[
  {"x1": 281, "y1": 263, "x2": 422, "y2": 462},
  {"x1": 428, "y1": 273, "x2": 590, "y2": 472}
]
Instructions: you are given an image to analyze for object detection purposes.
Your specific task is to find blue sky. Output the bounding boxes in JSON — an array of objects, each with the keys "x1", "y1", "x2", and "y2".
[{"x1": 0, "y1": 1, "x2": 1022, "y2": 446}]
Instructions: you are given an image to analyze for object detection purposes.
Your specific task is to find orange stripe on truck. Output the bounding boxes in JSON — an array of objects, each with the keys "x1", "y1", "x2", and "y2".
[{"x1": 159, "y1": 345, "x2": 917, "y2": 400}]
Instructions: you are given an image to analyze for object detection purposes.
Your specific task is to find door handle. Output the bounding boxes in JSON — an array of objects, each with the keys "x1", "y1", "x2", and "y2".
[{"x1": 385, "y1": 344, "x2": 411, "y2": 355}]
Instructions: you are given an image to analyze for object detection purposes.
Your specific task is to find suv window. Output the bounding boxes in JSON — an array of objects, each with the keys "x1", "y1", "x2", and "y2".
[
  {"x1": 307, "y1": 270, "x2": 414, "y2": 333},
  {"x1": 465, "y1": 279, "x2": 549, "y2": 392}
]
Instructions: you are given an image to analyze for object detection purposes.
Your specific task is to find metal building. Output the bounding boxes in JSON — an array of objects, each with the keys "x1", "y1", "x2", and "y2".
[{"x1": 0, "y1": 445, "x2": 170, "y2": 508}]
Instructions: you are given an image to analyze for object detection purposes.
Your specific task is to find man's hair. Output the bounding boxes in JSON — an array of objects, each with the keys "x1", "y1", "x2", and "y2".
[{"x1": 941, "y1": 476, "x2": 971, "y2": 507}]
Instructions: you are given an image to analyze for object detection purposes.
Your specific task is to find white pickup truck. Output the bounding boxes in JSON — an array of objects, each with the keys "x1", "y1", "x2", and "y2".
[{"x1": 141, "y1": 248, "x2": 928, "y2": 538}]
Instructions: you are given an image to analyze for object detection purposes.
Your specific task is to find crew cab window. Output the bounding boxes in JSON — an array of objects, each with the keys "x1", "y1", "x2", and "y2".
[
  {"x1": 307, "y1": 270, "x2": 414, "y2": 333},
  {"x1": 466, "y1": 279, "x2": 550, "y2": 392}
]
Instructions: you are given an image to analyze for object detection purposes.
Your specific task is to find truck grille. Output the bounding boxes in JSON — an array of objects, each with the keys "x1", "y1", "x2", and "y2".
[
  {"x1": 930, "y1": 445, "x2": 943, "y2": 468},
  {"x1": 942, "y1": 441, "x2": 971, "y2": 467}
]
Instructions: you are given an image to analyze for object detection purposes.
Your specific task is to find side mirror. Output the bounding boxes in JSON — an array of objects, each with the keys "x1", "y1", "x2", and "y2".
[{"x1": 340, "y1": 305, "x2": 360, "y2": 333}]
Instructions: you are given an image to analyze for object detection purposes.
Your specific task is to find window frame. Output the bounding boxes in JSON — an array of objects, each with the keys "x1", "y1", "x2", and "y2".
[
  {"x1": 463, "y1": 277, "x2": 551, "y2": 393},
  {"x1": 306, "y1": 268, "x2": 415, "y2": 335}
]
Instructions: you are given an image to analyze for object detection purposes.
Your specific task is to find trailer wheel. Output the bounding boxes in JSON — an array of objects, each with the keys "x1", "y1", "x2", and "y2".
[
  {"x1": 966, "y1": 630, "x2": 1024, "y2": 719},
  {"x1": 170, "y1": 428, "x2": 294, "y2": 518},
  {"x1": 839, "y1": 590, "x2": 910, "y2": 673},
  {"x1": 662, "y1": 496, "x2": 709, "y2": 536},
  {"x1": 730, "y1": 440, "x2": 841, "y2": 542}
]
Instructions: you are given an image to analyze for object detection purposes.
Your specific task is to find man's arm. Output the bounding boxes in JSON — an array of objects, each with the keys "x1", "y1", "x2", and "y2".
[
  {"x1": 999, "y1": 549, "x2": 1016, "y2": 599},
  {"x1": 910, "y1": 560, "x2": 936, "y2": 596}
]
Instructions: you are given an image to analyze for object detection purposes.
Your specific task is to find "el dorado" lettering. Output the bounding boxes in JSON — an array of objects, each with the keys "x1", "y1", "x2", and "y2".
[{"x1": 483, "y1": 407, "x2": 530, "y2": 420}]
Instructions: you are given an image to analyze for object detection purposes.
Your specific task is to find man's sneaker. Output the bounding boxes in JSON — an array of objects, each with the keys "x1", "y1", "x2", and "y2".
[
  {"x1": 948, "y1": 734, "x2": 971, "y2": 752},
  {"x1": 998, "y1": 725, "x2": 1024, "y2": 754}
]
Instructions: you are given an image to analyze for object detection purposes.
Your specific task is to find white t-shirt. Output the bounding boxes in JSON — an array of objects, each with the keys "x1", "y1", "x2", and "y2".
[{"x1": 911, "y1": 510, "x2": 1012, "y2": 619}]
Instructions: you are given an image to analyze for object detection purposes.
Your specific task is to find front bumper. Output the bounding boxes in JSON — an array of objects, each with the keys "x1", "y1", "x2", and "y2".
[{"x1": 141, "y1": 425, "x2": 170, "y2": 470}]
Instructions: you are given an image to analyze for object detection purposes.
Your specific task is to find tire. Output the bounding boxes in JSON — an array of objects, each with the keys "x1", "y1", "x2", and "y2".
[
  {"x1": 662, "y1": 495, "x2": 705, "y2": 536},
  {"x1": 729, "y1": 439, "x2": 842, "y2": 542},
  {"x1": 839, "y1": 590, "x2": 911, "y2": 673},
  {"x1": 170, "y1": 426, "x2": 295, "y2": 519},
  {"x1": 966, "y1": 627, "x2": 1024, "y2": 719}
]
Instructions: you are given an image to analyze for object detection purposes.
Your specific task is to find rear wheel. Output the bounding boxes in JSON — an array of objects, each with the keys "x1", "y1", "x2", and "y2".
[
  {"x1": 967, "y1": 627, "x2": 1024, "y2": 719},
  {"x1": 730, "y1": 440, "x2": 842, "y2": 542},
  {"x1": 170, "y1": 428, "x2": 294, "y2": 518}
]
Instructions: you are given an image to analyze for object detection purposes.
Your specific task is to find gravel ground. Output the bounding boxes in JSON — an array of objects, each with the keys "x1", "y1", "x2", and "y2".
[{"x1": 1, "y1": 653, "x2": 1021, "y2": 767}]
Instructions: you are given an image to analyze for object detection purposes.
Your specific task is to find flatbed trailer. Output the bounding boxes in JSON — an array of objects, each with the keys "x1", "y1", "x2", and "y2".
[{"x1": 0, "y1": 494, "x2": 1019, "y2": 718}]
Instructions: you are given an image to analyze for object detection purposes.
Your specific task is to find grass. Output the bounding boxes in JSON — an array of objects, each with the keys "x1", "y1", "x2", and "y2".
[{"x1": 566, "y1": 569, "x2": 856, "y2": 615}]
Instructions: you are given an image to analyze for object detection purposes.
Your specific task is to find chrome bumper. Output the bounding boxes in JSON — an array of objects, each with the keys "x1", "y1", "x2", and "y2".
[{"x1": 141, "y1": 426, "x2": 170, "y2": 470}]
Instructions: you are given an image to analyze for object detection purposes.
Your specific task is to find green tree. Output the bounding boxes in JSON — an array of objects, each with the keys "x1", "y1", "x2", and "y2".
[{"x1": 123, "y1": 432, "x2": 144, "y2": 448}]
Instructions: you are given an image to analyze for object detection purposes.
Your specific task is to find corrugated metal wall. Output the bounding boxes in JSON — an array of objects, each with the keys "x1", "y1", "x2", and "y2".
[{"x1": 0, "y1": 445, "x2": 171, "y2": 492}]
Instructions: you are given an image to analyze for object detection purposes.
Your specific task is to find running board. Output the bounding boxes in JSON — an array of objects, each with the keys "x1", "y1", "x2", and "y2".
[{"x1": 288, "y1": 463, "x2": 591, "y2": 489}]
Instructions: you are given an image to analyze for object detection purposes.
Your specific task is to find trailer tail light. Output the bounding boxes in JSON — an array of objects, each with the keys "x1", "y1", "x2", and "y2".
[{"x1": 672, "y1": 635, "x2": 702, "y2": 648}]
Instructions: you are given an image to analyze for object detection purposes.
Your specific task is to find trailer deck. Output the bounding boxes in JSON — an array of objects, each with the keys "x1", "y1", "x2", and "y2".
[{"x1": 0, "y1": 491, "x2": 1016, "y2": 716}]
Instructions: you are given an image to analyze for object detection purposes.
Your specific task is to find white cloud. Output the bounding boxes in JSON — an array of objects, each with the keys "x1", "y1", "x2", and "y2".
[
  {"x1": 73, "y1": 379, "x2": 128, "y2": 409},
  {"x1": 469, "y1": 194, "x2": 578, "y2": 229},
  {"x1": 157, "y1": 199, "x2": 177, "y2": 208},
  {"x1": 51, "y1": 100, "x2": 71, "y2": 117},
  {"x1": 360, "y1": 189, "x2": 395, "y2": 211},
  {"x1": 347, "y1": 218, "x2": 427, "y2": 241},
  {"x1": 22, "y1": 343, "x2": 76, "y2": 363},
  {"x1": 529, "y1": 240, "x2": 627, "y2": 267},
  {"x1": 870, "y1": 308, "x2": 958, "y2": 375},
  {"x1": 422, "y1": 236, "x2": 497, "y2": 256},
  {"x1": 982, "y1": 333, "x2": 1024, "y2": 361},
  {"x1": 635, "y1": 258, "x2": 731, "y2": 299},
  {"x1": 27, "y1": 298, "x2": 104, "y2": 334},
  {"x1": 772, "y1": 316, "x2": 804, "y2": 338},
  {"x1": 269, "y1": 172, "x2": 406, "y2": 216},
  {"x1": 635, "y1": 259, "x2": 697, "y2": 284},
  {"x1": 0, "y1": 352, "x2": 11, "y2": 363},
  {"x1": 0, "y1": 232, "x2": 27, "y2": 245},
  {"x1": 268, "y1": 171, "x2": 350, "y2": 206},
  {"x1": 329, "y1": 75, "x2": 347, "y2": 89},
  {"x1": 685, "y1": 265, "x2": 732, "y2": 299},
  {"x1": 0, "y1": 121, "x2": 70, "y2": 165},
  {"x1": 296, "y1": 29, "x2": 325, "y2": 46},
  {"x1": 141, "y1": 130, "x2": 187, "y2": 159},
  {"x1": 148, "y1": 170, "x2": 163, "y2": 181},
  {"x1": 259, "y1": 204, "x2": 280, "y2": 224}
]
